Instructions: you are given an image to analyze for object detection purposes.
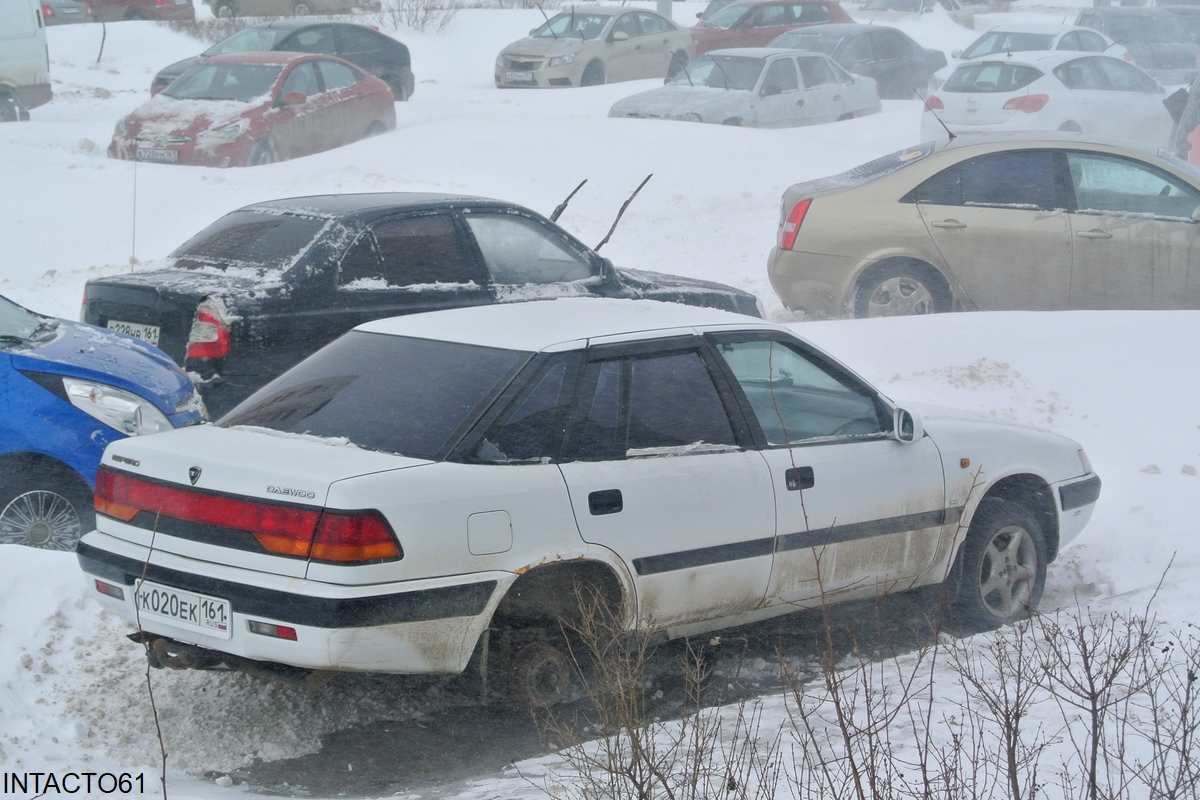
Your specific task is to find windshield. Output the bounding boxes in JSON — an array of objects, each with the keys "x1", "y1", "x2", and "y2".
[
  {"x1": 961, "y1": 31, "x2": 1054, "y2": 59},
  {"x1": 704, "y1": 4, "x2": 752, "y2": 29},
  {"x1": 220, "y1": 331, "x2": 529, "y2": 460},
  {"x1": 204, "y1": 27, "x2": 289, "y2": 56},
  {"x1": 1107, "y1": 15, "x2": 1192, "y2": 44},
  {"x1": 169, "y1": 210, "x2": 329, "y2": 272},
  {"x1": 534, "y1": 12, "x2": 610, "y2": 39},
  {"x1": 671, "y1": 54, "x2": 766, "y2": 90},
  {"x1": 0, "y1": 295, "x2": 54, "y2": 344},
  {"x1": 769, "y1": 31, "x2": 842, "y2": 55},
  {"x1": 864, "y1": 0, "x2": 920, "y2": 11},
  {"x1": 163, "y1": 63, "x2": 282, "y2": 102}
]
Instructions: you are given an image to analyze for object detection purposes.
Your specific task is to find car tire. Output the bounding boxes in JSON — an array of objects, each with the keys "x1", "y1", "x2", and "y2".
[
  {"x1": 0, "y1": 93, "x2": 23, "y2": 123},
  {"x1": 950, "y1": 498, "x2": 1047, "y2": 630},
  {"x1": 580, "y1": 60, "x2": 605, "y2": 87},
  {"x1": 666, "y1": 51, "x2": 689, "y2": 80},
  {"x1": 290, "y1": 0, "x2": 314, "y2": 14},
  {"x1": 382, "y1": 69, "x2": 411, "y2": 101},
  {"x1": 509, "y1": 640, "x2": 571, "y2": 709},
  {"x1": 248, "y1": 140, "x2": 277, "y2": 166},
  {"x1": 365, "y1": 120, "x2": 388, "y2": 136},
  {"x1": 853, "y1": 262, "x2": 948, "y2": 318},
  {"x1": 0, "y1": 469, "x2": 94, "y2": 551},
  {"x1": 213, "y1": 0, "x2": 236, "y2": 16}
]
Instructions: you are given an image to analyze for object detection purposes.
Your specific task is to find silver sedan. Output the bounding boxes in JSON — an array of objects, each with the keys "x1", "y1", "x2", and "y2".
[{"x1": 609, "y1": 47, "x2": 880, "y2": 127}]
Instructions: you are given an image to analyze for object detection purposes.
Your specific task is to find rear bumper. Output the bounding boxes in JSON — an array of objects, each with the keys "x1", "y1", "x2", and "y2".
[
  {"x1": 15, "y1": 83, "x2": 52, "y2": 112},
  {"x1": 767, "y1": 246, "x2": 858, "y2": 318},
  {"x1": 77, "y1": 533, "x2": 507, "y2": 674}
]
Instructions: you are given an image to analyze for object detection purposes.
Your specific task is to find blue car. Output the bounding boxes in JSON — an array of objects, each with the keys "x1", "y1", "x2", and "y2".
[{"x1": 0, "y1": 294, "x2": 205, "y2": 550}]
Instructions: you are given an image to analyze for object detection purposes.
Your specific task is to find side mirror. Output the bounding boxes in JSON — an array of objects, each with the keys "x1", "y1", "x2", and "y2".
[
  {"x1": 611, "y1": 30, "x2": 630, "y2": 41},
  {"x1": 1192, "y1": 206, "x2": 1200, "y2": 223},
  {"x1": 696, "y1": 10, "x2": 703, "y2": 18},
  {"x1": 950, "y1": 48, "x2": 962, "y2": 58},
  {"x1": 893, "y1": 407, "x2": 924, "y2": 443},
  {"x1": 277, "y1": 91, "x2": 307, "y2": 107}
]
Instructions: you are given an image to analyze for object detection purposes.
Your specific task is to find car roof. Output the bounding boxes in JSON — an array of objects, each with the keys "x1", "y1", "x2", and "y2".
[
  {"x1": 708, "y1": 46, "x2": 829, "y2": 57},
  {"x1": 237, "y1": 192, "x2": 526, "y2": 218},
  {"x1": 935, "y1": 131, "x2": 1164, "y2": 160},
  {"x1": 775, "y1": 22, "x2": 870, "y2": 36},
  {"x1": 723, "y1": 0, "x2": 836, "y2": 8},
  {"x1": 243, "y1": 19, "x2": 357, "y2": 31},
  {"x1": 203, "y1": 51, "x2": 330, "y2": 66},
  {"x1": 958, "y1": 48, "x2": 1124, "y2": 69},
  {"x1": 357, "y1": 298, "x2": 776, "y2": 353}
]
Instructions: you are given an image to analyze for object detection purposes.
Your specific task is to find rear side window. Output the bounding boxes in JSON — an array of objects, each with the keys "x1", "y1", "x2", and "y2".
[
  {"x1": 904, "y1": 150, "x2": 1061, "y2": 209},
  {"x1": 339, "y1": 213, "x2": 483, "y2": 287},
  {"x1": 792, "y1": 3, "x2": 831, "y2": 23},
  {"x1": 943, "y1": 63, "x2": 1042, "y2": 93},
  {"x1": 170, "y1": 211, "x2": 328, "y2": 272},
  {"x1": 220, "y1": 331, "x2": 528, "y2": 460},
  {"x1": 283, "y1": 26, "x2": 335, "y2": 53},
  {"x1": 315, "y1": 59, "x2": 360, "y2": 92}
]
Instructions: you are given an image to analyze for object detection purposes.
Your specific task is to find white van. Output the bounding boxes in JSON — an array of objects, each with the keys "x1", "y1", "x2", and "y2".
[{"x1": 0, "y1": 0, "x2": 51, "y2": 121}]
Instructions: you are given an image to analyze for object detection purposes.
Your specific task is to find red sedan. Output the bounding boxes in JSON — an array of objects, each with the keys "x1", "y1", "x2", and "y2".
[
  {"x1": 108, "y1": 52, "x2": 396, "y2": 168},
  {"x1": 691, "y1": 0, "x2": 853, "y2": 55}
]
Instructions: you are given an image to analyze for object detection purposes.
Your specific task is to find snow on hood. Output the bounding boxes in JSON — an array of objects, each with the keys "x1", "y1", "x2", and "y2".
[
  {"x1": 124, "y1": 97, "x2": 259, "y2": 136},
  {"x1": 611, "y1": 84, "x2": 744, "y2": 115},
  {"x1": 502, "y1": 35, "x2": 591, "y2": 57}
]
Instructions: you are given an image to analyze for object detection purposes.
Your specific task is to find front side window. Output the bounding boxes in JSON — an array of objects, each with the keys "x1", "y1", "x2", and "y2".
[
  {"x1": 715, "y1": 337, "x2": 884, "y2": 444},
  {"x1": 221, "y1": 332, "x2": 529, "y2": 460},
  {"x1": 611, "y1": 12, "x2": 640, "y2": 38},
  {"x1": 463, "y1": 213, "x2": 596, "y2": 285},
  {"x1": 671, "y1": 55, "x2": 766, "y2": 90},
  {"x1": 763, "y1": 58, "x2": 800, "y2": 93},
  {"x1": 798, "y1": 55, "x2": 837, "y2": 87},
  {"x1": 1067, "y1": 151, "x2": 1200, "y2": 218},
  {"x1": 535, "y1": 12, "x2": 610, "y2": 40},
  {"x1": 338, "y1": 214, "x2": 483, "y2": 288},
  {"x1": 904, "y1": 150, "x2": 1060, "y2": 209},
  {"x1": 280, "y1": 61, "x2": 320, "y2": 97},
  {"x1": 571, "y1": 349, "x2": 737, "y2": 460}
]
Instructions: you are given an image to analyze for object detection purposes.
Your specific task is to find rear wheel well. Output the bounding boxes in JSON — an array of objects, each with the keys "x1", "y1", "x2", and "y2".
[
  {"x1": 977, "y1": 474, "x2": 1059, "y2": 560},
  {"x1": 492, "y1": 561, "x2": 626, "y2": 632},
  {"x1": 854, "y1": 258, "x2": 951, "y2": 316}
]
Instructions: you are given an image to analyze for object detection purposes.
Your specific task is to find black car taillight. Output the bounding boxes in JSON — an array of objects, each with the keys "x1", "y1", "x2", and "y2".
[
  {"x1": 95, "y1": 467, "x2": 402, "y2": 564},
  {"x1": 779, "y1": 198, "x2": 813, "y2": 251},
  {"x1": 186, "y1": 300, "x2": 231, "y2": 361}
]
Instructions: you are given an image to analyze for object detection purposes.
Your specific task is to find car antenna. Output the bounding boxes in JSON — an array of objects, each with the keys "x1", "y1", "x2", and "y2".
[
  {"x1": 913, "y1": 87, "x2": 955, "y2": 141},
  {"x1": 550, "y1": 178, "x2": 588, "y2": 222},
  {"x1": 595, "y1": 174, "x2": 652, "y2": 251},
  {"x1": 535, "y1": 4, "x2": 557, "y2": 38}
]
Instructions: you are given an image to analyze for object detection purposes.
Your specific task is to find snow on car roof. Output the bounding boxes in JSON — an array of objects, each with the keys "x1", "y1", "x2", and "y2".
[{"x1": 356, "y1": 298, "x2": 775, "y2": 352}]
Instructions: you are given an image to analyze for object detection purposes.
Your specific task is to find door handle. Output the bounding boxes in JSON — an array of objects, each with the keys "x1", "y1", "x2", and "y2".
[
  {"x1": 796, "y1": 98, "x2": 805, "y2": 106},
  {"x1": 1076, "y1": 229, "x2": 1112, "y2": 239},
  {"x1": 588, "y1": 489, "x2": 623, "y2": 516},
  {"x1": 833, "y1": 94, "x2": 841, "y2": 101},
  {"x1": 785, "y1": 467, "x2": 815, "y2": 491},
  {"x1": 931, "y1": 220, "x2": 967, "y2": 229}
]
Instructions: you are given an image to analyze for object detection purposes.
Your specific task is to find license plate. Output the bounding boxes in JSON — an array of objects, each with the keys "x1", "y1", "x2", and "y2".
[
  {"x1": 505, "y1": 71, "x2": 534, "y2": 83},
  {"x1": 134, "y1": 580, "x2": 232, "y2": 639},
  {"x1": 106, "y1": 319, "x2": 160, "y2": 346},
  {"x1": 135, "y1": 148, "x2": 179, "y2": 163}
]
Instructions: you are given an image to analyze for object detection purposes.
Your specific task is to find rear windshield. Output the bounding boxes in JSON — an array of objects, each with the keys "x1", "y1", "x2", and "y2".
[
  {"x1": 943, "y1": 63, "x2": 1042, "y2": 92},
  {"x1": 219, "y1": 331, "x2": 529, "y2": 460},
  {"x1": 205, "y1": 26, "x2": 290, "y2": 55},
  {"x1": 169, "y1": 210, "x2": 329, "y2": 272},
  {"x1": 770, "y1": 31, "x2": 841, "y2": 54},
  {"x1": 960, "y1": 32, "x2": 1054, "y2": 59},
  {"x1": 1107, "y1": 14, "x2": 1192, "y2": 44}
]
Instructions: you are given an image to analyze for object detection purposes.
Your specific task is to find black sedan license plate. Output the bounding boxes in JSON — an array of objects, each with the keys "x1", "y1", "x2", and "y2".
[
  {"x1": 134, "y1": 580, "x2": 232, "y2": 639},
  {"x1": 135, "y1": 148, "x2": 179, "y2": 163}
]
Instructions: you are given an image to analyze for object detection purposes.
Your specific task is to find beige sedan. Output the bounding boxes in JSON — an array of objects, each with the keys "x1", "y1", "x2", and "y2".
[
  {"x1": 496, "y1": 7, "x2": 694, "y2": 88},
  {"x1": 768, "y1": 133, "x2": 1200, "y2": 317}
]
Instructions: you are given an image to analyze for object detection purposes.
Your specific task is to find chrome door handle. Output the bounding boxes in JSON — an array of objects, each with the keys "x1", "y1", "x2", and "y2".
[
  {"x1": 1076, "y1": 229, "x2": 1112, "y2": 239},
  {"x1": 931, "y1": 220, "x2": 966, "y2": 229}
]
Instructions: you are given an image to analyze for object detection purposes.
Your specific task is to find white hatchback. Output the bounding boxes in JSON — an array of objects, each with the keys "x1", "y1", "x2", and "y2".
[
  {"x1": 77, "y1": 299, "x2": 1100, "y2": 705},
  {"x1": 921, "y1": 51, "x2": 1175, "y2": 147}
]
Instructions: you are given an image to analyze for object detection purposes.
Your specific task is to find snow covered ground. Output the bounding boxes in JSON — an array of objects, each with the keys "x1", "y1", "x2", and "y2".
[{"x1": 1, "y1": 2, "x2": 1198, "y2": 798}]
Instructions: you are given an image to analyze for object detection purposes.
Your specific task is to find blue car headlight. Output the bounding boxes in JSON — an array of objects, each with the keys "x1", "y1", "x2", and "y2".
[{"x1": 63, "y1": 378, "x2": 174, "y2": 436}]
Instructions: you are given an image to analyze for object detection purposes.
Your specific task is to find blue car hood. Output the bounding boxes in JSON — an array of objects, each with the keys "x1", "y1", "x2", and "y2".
[{"x1": 9, "y1": 318, "x2": 196, "y2": 414}]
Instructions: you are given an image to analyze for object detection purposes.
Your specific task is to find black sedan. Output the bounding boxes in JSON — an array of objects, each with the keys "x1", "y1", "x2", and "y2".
[
  {"x1": 81, "y1": 194, "x2": 763, "y2": 416},
  {"x1": 150, "y1": 20, "x2": 415, "y2": 101},
  {"x1": 769, "y1": 23, "x2": 945, "y2": 99}
]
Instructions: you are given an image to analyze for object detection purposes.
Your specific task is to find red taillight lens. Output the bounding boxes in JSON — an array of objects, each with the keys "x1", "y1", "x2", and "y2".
[
  {"x1": 186, "y1": 300, "x2": 230, "y2": 361},
  {"x1": 79, "y1": 289, "x2": 88, "y2": 322},
  {"x1": 1002, "y1": 94, "x2": 1049, "y2": 114},
  {"x1": 94, "y1": 467, "x2": 402, "y2": 563},
  {"x1": 779, "y1": 198, "x2": 812, "y2": 251},
  {"x1": 41, "y1": 2, "x2": 55, "y2": 17},
  {"x1": 924, "y1": 95, "x2": 944, "y2": 111}
]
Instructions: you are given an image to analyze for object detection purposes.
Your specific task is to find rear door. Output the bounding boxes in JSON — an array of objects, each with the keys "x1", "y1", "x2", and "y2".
[
  {"x1": 908, "y1": 148, "x2": 1074, "y2": 310},
  {"x1": 557, "y1": 336, "x2": 776, "y2": 630},
  {"x1": 796, "y1": 55, "x2": 846, "y2": 123}
]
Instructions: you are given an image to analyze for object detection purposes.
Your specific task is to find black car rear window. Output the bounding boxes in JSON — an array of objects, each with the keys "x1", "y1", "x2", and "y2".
[
  {"x1": 170, "y1": 210, "x2": 329, "y2": 272},
  {"x1": 943, "y1": 63, "x2": 1042, "y2": 92},
  {"x1": 219, "y1": 331, "x2": 529, "y2": 460}
]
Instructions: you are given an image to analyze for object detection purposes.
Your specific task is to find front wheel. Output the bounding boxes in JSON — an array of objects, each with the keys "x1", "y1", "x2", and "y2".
[
  {"x1": 951, "y1": 498, "x2": 1047, "y2": 629},
  {"x1": 0, "y1": 473, "x2": 94, "y2": 551},
  {"x1": 290, "y1": 0, "x2": 314, "y2": 14},
  {"x1": 854, "y1": 263, "x2": 947, "y2": 318},
  {"x1": 212, "y1": 0, "x2": 236, "y2": 16},
  {"x1": 247, "y1": 140, "x2": 276, "y2": 166},
  {"x1": 580, "y1": 60, "x2": 605, "y2": 87}
]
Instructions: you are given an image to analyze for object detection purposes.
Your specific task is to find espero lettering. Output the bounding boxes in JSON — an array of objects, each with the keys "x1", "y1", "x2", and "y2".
[{"x1": 267, "y1": 485, "x2": 316, "y2": 499}]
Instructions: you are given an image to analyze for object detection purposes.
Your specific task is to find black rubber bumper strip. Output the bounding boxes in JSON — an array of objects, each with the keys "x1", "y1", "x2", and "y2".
[
  {"x1": 76, "y1": 541, "x2": 496, "y2": 629},
  {"x1": 1059, "y1": 474, "x2": 1102, "y2": 511}
]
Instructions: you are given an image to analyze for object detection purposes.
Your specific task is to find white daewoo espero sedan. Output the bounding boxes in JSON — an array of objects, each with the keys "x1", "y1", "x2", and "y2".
[{"x1": 76, "y1": 299, "x2": 1100, "y2": 706}]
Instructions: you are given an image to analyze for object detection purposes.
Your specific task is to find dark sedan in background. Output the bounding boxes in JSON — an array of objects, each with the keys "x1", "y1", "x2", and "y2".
[
  {"x1": 1075, "y1": 6, "x2": 1200, "y2": 84},
  {"x1": 151, "y1": 20, "x2": 415, "y2": 101},
  {"x1": 81, "y1": 194, "x2": 763, "y2": 415},
  {"x1": 769, "y1": 23, "x2": 945, "y2": 98}
]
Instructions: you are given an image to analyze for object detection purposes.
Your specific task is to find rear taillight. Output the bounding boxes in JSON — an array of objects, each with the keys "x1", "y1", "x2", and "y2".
[
  {"x1": 95, "y1": 467, "x2": 402, "y2": 563},
  {"x1": 1002, "y1": 94, "x2": 1049, "y2": 114},
  {"x1": 186, "y1": 299, "x2": 230, "y2": 361},
  {"x1": 924, "y1": 95, "x2": 944, "y2": 111},
  {"x1": 80, "y1": 289, "x2": 88, "y2": 322},
  {"x1": 779, "y1": 198, "x2": 812, "y2": 251},
  {"x1": 41, "y1": 2, "x2": 54, "y2": 17}
]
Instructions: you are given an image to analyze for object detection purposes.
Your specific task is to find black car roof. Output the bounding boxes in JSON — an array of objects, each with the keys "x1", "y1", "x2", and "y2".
[
  {"x1": 240, "y1": 193, "x2": 529, "y2": 218},
  {"x1": 780, "y1": 22, "x2": 871, "y2": 36}
]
